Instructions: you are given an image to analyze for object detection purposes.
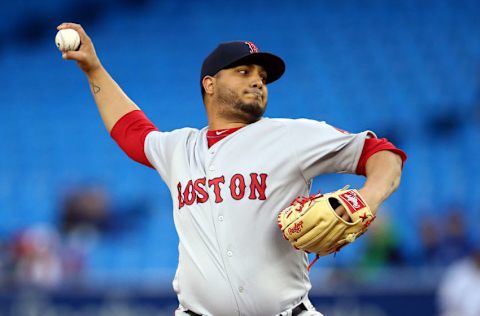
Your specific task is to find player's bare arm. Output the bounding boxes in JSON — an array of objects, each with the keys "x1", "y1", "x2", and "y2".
[
  {"x1": 334, "y1": 150, "x2": 402, "y2": 221},
  {"x1": 57, "y1": 22, "x2": 139, "y2": 132},
  {"x1": 359, "y1": 150, "x2": 403, "y2": 213}
]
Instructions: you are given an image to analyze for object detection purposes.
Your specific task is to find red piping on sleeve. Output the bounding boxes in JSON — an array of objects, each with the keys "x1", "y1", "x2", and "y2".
[
  {"x1": 110, "y1": 110, "x2": 159, "y2": 168},
  {"x1": 356, "y1": 138, "x2": 407, "y2": 176}
]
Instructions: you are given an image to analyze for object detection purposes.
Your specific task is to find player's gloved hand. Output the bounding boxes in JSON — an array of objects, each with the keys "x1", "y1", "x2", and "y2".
[
  {"x1": 57, "y1": 22, "x2": 102, "y2": 75},
  {"x1": 277, "y1": 186, "x2": 376, "y2": 260}
]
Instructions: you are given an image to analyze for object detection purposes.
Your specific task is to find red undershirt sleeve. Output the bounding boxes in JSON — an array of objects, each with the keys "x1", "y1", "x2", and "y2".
[
  {"x1": 110, "y1": 110, "x2": 159, "y2": 169},
  {"x1": 356, "y1": 138, "x2": 407, "y2": 176}
]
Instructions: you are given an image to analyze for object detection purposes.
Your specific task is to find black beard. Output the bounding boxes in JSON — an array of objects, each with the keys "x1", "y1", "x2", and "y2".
[
  {"x1": 217, "y1": 88, "x2": 266, "y2": 123},
  {"x1": 233, "y1": 100, "x2": 265, "y2": 120}
]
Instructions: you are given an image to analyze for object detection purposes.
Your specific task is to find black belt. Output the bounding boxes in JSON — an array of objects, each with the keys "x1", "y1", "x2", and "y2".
[{"x1": 185, "y1": 302, "x2": 307, "y2": 316}]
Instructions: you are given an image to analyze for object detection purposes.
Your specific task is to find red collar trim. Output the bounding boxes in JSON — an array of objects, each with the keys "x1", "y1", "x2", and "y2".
[{"x1": 206, "y1": 127, "x2": 243, "y2": 148}]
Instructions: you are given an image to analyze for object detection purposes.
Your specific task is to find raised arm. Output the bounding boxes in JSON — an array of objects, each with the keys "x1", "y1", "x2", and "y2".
[{"x1": 58, "y1": 22, "x2": 139, "y2": 132}]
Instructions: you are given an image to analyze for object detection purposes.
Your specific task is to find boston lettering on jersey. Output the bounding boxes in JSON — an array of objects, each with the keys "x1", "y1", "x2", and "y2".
[{"x1": 177, "y1": 173, "x2": 267, "y2": 209}]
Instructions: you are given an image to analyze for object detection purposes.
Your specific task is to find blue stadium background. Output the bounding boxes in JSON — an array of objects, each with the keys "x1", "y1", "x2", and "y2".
[{"x1": 0, "y1": 0, "x2": 479, "y2": 315}]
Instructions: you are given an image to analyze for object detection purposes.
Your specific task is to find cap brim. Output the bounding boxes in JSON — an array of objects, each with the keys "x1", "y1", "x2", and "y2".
[{"x1": 226, "y1": 52, "x2": 285, "y2": 84}]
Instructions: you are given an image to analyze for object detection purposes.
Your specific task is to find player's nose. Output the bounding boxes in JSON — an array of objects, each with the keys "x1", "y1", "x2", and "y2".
[{"x1": 250, "y1": 76, "x2": 264, "y2": 89}]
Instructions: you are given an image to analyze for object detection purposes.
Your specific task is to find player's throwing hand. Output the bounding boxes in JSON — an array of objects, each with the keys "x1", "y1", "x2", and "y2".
[{"x1": 57, "y1": 23, "x2": 102, "y2": 75}]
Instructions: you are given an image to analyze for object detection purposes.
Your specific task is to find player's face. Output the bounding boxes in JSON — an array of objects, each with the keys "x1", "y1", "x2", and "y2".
[{"x1": 213, "y1": 64, "x2": 269, "y2": 123}]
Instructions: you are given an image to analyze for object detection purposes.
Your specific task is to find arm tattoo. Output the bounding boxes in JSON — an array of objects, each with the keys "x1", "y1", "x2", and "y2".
[{"x1": 90, "y1": 81, "x2": 101, "y2": 94}]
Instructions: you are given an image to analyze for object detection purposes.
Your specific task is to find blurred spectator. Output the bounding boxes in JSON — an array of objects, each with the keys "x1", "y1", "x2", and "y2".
[
  {"x1": 4, "y1": 183, "x2": 153, "y2": 290},
  {"x1": 418, "y1": 216, "x2": 444, "y2": 266},
  {"x1": 356, "y1": 214, "x2": 405, "y2": 284},
  {"x1": 437, "y1": 246, "x2": 480, "y2": 316},
  {"x1": 60, "y1": 184, "x2": 111, "y2": 236},
  {"x1": 361, "y1": 214, "x2": 404, "y2": 268},
  {"x1": 10, "y1": 225, "x2": 85, "y2": 289},
  {"x1": 11, "y1": 225, "x2": 64, "y2": 289},
  {"x1": 59, "y1": 183, "x2": 151, "y2": 239},
  {"x1": 439, "y1": 208, "x2": 472, "y2": 264},
  {"x1": 0, "y1": 237, "x2": 16, "y2": 288},
  {"x1": 418, "y1": 208, "x2": 471, "y2": 267}
]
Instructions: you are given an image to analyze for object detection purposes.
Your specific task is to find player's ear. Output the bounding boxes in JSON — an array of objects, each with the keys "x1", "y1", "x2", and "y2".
[{"x1": 202, "y1": 76, "x2": 215, "y2": 95}]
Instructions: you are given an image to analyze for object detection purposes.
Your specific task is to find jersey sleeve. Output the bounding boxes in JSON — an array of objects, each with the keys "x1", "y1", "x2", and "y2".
[
  {"x1": 110, "y1": 110, "x2": 159, "y2": 168},
  {"x1": 355, "y1": 138, "x2": 407, "y2": 175},
  {"x1": 285, "y1": 119, "x2": 374, "y2": 181},
  {"x1": 144, "y1": 128, "x2": 198, "y2": 184}
]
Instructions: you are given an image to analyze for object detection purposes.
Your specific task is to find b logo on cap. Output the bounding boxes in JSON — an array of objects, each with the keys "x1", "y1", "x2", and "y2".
[{"x1": 245, "y1": 41, "x2": 259, "y2": 53}]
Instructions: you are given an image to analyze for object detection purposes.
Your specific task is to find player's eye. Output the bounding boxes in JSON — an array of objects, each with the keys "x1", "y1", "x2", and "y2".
[{"x1": 238, "y1": 69, "x2": 248, "y2": 75}]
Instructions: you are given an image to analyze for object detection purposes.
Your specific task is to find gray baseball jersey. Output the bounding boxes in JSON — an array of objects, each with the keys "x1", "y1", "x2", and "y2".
[{"x1": 144, "y1": 117, "x2": 373, "y2": 315}]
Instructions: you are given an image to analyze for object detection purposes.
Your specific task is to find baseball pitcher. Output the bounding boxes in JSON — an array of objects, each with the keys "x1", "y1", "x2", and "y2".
[{"x1": 57, "y1": 22, "x2": 406, "y2": 316}]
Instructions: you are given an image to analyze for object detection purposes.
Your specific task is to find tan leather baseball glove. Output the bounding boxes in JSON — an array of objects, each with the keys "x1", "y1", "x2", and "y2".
[{"x1": 277, "y1": 186, "x2": 376, "y2": 259}]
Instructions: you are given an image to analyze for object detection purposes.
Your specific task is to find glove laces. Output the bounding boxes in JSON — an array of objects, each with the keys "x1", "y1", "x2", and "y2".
[{"x1": 307, "y1": 255, "x2": 320, "y2": 271}]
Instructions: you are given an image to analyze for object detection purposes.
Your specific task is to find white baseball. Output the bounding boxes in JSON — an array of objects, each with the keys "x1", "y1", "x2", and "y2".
[{"x1": 55, "y1": 29, "x2": 80, "y2": 51}]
